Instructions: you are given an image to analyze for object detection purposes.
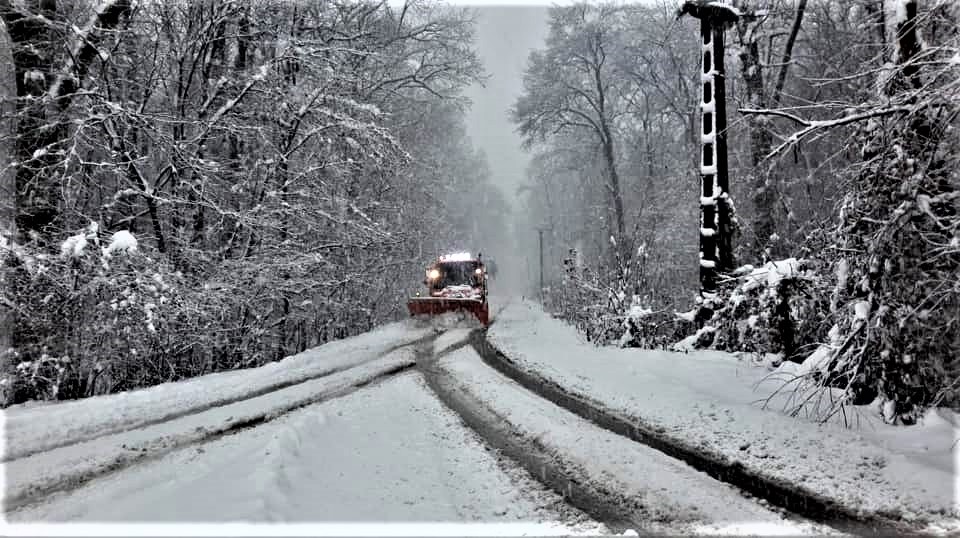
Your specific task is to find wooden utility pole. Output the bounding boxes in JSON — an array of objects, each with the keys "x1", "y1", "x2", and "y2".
[
  {"x1": 680, "y1": 1, "x2": 738, "y2": 297},
  {"x1": 535, "y1": 225, "x2": 552, "y2": 301},
  {"x1": 538, "y1": 229, "x2": 544, "y2": 299}
]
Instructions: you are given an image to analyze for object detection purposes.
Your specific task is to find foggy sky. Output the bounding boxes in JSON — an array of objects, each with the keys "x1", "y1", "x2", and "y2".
[{"x1": 462, "y1": 6, "x2": 549, "y2": 209}]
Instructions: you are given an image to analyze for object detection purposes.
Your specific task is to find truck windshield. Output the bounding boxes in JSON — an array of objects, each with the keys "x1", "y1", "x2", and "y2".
[{"x1": 434, "y1": 261, "x2": 481, "y2": 288}]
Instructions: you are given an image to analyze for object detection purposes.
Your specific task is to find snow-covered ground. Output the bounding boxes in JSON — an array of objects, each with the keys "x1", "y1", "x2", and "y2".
[
  {"x1": 3, "y1": 321, "x2": 432, "y2": 461},
  {"x1": 9, "y1": 371, "x2": 604, "y2": 535},
  {"x1": 433, "y1": 328, "x2": 473, "y2": 356},
  {"x1": 436, "y1": 346, "x2": 832, "y2": 536},
  {"x1": 5, "y1": 350, "x2": 417, "y2": 511},
  {"x1": 487, "y1": 301, "x2": 959, "y2": 527}
]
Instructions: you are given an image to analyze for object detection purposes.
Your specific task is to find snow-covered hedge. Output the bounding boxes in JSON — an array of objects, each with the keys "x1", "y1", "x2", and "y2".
[
  {"x1": 812, "y1": 3, "x2": 960, "y2": 424},
  {"x1": 822, "y1": 101, "x2": 960, "y2": 422},
  {"x1": 3, "y1": 218, "x2": 418, "y2": 406}
]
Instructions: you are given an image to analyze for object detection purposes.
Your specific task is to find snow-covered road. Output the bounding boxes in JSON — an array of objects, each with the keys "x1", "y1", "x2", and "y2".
[
  {"x1": 5, "y1": 350, "x2": 418, "y2": 511},
  {"x1": 10, "y1": 371, "x2": 604, "y2": 533}
]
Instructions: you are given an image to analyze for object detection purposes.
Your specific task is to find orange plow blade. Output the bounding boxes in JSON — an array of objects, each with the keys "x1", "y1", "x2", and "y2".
[{"x1": 407, "y1": 297, "x2": 489, "y2": 326}]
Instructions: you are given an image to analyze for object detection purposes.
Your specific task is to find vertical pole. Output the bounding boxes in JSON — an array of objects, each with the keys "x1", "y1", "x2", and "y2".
[
  {"x1": 713, "y1": 21, "x2": 734, "y2": 276},
  {"x1": 698, "y1": 17, "x2": 719, "y2": 294},
  {"x1": 693, "y1": 5, "x2": 734, "y2": 298},
  {"x1": 538, "y1": 228, "x2": 544, "y2": 301}
]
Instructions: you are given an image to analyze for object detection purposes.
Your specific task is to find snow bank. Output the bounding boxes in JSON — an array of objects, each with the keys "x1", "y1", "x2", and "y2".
[
  {"x1": 438, "y1": 348, "x2": 830, "y2": 535},
  {"x1": 0, "y1": 521, "x2": 600, "y2": 538},
  {"x1": 488, "y1": 301, "x2": 959, "y2": 527},
  {"x1": 4, "y1": 321, "x2": 432, "y2": 461},
  {"x1": 3, "y1": 524, "x2": 599, "y2": 536},
  {"x1": 5, "y1": 350, "x2": 418, "y2": 511}
]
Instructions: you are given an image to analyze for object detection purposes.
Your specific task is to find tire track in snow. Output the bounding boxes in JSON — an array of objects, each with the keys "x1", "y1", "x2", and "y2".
[
  {"x1": 467, "y1": 328, "x2": 914, "y2": 536},
  {"x1": 5, "y1": 351, "x2": 419, "y2": 514},
  {"x1": 414, "y1": 338, "x2": 642, "y2": 533},
  {"x1": 12, "y1": 364, "x2": 606, "y2": 532}
]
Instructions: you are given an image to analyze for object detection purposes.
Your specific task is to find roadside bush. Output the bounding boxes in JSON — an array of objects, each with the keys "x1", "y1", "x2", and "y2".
[
  {"x1": 2, "y1": 224, "x2": 202, "y2": 403},
  {"x1": 2, "y1": 223, "x2": 398, "y2": 406},
  {"x1": 619, "y1": 300, "x2": 696, "y2": 350},
  {"x1": 698, "y1": 259, "x2": 832, "y2": 363}
]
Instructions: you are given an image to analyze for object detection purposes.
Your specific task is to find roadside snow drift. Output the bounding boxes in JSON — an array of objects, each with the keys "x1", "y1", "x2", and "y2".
[
  {"x1": 10, "y1": 372, "x2": 605, "y2": 535},
  {"x1": 5, "y1": 350, "x2": 417, "y2": 511},
  {"x1": 487, "y1": 301, "x2": 958, "y2": 527},
  {"x1": 4, "y1": 321, "x2": 431, "y2": 461}
]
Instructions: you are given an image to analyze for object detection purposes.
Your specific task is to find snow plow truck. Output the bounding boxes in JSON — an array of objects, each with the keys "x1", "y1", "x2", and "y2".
[{"x1": 407, "y1": 252, "x2": 490, "y2": 326}]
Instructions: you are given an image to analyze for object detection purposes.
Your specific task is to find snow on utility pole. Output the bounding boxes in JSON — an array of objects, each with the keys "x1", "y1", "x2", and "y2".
[{"x1": 679, "y1": 0, "x2": 738, "y2": 297}]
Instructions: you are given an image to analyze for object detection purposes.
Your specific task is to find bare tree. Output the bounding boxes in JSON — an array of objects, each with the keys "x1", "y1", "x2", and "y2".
[
  {"x1": 513, "y1": 4, "x2": 629, "y2": 262},
  {"x1": 731, "y1": 0, "x2": 807, "y2": 259}
]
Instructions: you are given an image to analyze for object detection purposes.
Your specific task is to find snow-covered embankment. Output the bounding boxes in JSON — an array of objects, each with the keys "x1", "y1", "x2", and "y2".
[
  {"x1": 485, "y1": 301, "x2": 958, "y2": 531},
  {"x1": 434, "y1": 346, "x2": 831, "y2": 535}
]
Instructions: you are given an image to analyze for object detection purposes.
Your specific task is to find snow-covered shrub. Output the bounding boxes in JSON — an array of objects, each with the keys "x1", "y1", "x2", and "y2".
[
  {"x1": 685, "y1": 258, "x2": 832, "y2": 363},
  {"x1": 193, "y1": 250, "x2": 385, "y2": 372},
  {"x1": 550, "y1": 254, "x2": 623, "y2": 344},
  {"x1": 716, "y1": 259, "x2": 829, "y2": 360},
  {"x1": 2, "y1": 227, "x2": 198, "y2": 403},
  {"x1": 811, "y1": 2, "x2": 960, "y2": 424},
  {"x1": 822, "y1": 115, "x2": 959, "y2": 422},
  {"x1": 3, "y1": 218, "x2": 394, "y2": 405},
  {"x1": 619, "y1": 296, "x2": 696, "y2": 349},
  {"x1": 548, "y1": 246, "x2": 696, "y2": 348},
  {"x1": 548, "y1": 248, "x2": 675, "y2": 347}
]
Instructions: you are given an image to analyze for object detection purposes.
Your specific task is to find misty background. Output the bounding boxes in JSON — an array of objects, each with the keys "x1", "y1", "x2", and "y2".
[
  {"x1": 464, "y1": 6, "x2": 547, "y2": 201},
  {"x1": 463, "y1": 6, "x2": 548, "y2": 296}
]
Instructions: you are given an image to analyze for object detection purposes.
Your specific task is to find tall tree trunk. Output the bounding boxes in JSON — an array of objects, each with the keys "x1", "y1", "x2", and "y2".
[
  {"x1": 594, "y1": 55, "x2": 626, "y2": 263},
  {"x1": 736, "y1": 17, "x2": 776, "y2": 260},
  {"x1": 2, "y1": 0, "x2": 132, "y2": 240},
  {"x1": 772, "y1": 0, "x2": 807, "y2": 107},
  {"x1": 0, "y1": 16, "x2": 16, "y2": 366},
  {"x1": 2, "y1": 0, "x2": 61, "y2": 238},
  {"x1": 736, "y1": 1, "x2": 807, "y2": 260},
  {"x1": 601, "y1": 126, "x2": 626, "y2": 254}
]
